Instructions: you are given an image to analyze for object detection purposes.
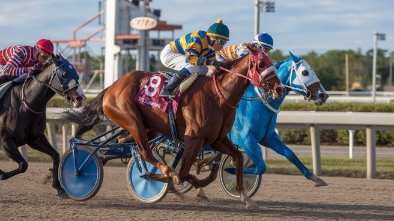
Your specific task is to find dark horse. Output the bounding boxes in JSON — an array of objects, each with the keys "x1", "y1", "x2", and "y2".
[
  {"x1": 0, "y1": 54, "x2": 85, "y2": 198},
  {"x1": 63, "y1": 47, "x2": 284, "y2": 208}
]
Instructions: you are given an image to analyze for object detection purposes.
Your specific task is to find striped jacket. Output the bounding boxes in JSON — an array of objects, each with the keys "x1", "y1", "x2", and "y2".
[
  {"x1": 216, "y1": 43, "x2": 254, "y2": 62},
  {"x1": 0, "y1": 46, "x2": 38, "y2": 76},
  {"x1": 169, "y1": 30, "x2": 216, "y2": 66}
]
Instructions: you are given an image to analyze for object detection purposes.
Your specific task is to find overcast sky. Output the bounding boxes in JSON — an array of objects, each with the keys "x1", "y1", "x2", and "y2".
[{"x1": 0, "y1": 0, "x2": 393, "y2": 57}]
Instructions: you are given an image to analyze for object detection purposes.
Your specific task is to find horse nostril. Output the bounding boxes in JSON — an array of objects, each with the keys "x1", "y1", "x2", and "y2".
[{"x1": 77, "y1": 96, "x2": 84, "y2": 101}]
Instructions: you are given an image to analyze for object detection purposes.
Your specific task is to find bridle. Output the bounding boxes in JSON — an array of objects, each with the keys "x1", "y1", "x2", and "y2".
[
  {"x1": 285, "y1": 60, "x2": 323, "y2": 103},
  {"x1": 242, "y1": 60, "x2": 314, "y2": 113},
  {"x1": 244, "y1": 59, "x2": 326, "y2": 112},
  {"x1": 284, "y1": 61, "x2": 310, "y2": 100},
  {"x1": 21, "y1": 60, "x2": 80, "y2": 114},
  {"x1": 212, "y1": 49, "x2": 279, "y2": 108}
]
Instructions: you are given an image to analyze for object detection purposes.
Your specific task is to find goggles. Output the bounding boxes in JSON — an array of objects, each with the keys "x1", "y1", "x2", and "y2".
[
  {"x1": 255, "y1": 43, "x2": 272, "y2": 54},
  {"x1": 40, "y1": 52, "x2": 50, "y2": 60},
  {"x1": 215, "y1": 38, "x2": 227, "y2": 46}
]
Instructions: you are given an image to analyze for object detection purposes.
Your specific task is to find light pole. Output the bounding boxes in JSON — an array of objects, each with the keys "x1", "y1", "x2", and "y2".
[
  {"x1": 389, "y1": 58, "x2": 393, "y2": 86},
  {"x1": 254, "y1": 0, "x2": 275, "y2": 36},
  {"x1": 372, "y1": 32, "x2": 386, "y2": 103}
]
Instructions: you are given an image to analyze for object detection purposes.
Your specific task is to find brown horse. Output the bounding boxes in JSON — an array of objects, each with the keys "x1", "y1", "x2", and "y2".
[{"x1": 64, "y1": 47, "x2": 284, "y2": 208}]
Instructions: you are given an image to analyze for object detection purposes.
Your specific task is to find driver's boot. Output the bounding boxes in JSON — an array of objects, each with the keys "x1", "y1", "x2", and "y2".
[{"x1": 159, "y1": 70, "x2": 189, "y2": 99}]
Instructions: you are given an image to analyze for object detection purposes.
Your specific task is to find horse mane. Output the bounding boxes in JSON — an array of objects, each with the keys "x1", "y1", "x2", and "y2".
[
  {"x1": 220, "y1": 51, "x2": 250, "y2": 71},
  {"x1": 221, "y1": 59, "x2": 237, "y2": 70},
  {"x1": 29, "y1": 57, "x2": 54, "y2": 75},
  {"x1": 276, "y1": 54, "x2": 303, "y2": 73}
]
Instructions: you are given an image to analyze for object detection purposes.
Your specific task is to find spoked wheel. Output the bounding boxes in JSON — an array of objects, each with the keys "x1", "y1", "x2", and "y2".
[
  {"x1": 59, "y1": 146, "x2": 104, "y2": 201},
  {"x1": 218, "y1": 149, "x2": 262, "y2": 198},
  {"x1": 155, "y1": 145, "x2": 193, "y2": 194},
  {"x1": 126, "y1": 151, "x2": 170, "y2": 203}
]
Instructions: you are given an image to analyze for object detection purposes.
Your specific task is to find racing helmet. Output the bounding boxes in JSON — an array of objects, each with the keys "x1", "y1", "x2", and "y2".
[
  {"x1": 35, "y1": 39, "x2": 54, "y2": 55},
  {"x1": 207, "y1": 19, "x2": 230, "y2": 41},
  {"x1": 253, "y1": 32, "x2": 273, "y2": 50}
]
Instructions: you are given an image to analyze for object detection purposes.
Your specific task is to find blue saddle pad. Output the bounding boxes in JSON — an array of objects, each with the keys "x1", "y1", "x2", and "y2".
[{"x1": 160, "y1": 71, "x2": 177, "y2": 79}]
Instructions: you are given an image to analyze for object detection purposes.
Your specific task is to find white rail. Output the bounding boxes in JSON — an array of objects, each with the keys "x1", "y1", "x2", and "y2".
[
  {"x1": 276, "y1": 111, "x2": 394, "y2": 179},
  {"x1": 16, "y1": 109, "x2": 394, "y2": 179}
]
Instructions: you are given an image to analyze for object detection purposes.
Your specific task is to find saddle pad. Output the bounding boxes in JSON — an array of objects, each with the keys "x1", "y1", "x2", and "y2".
[
  {"x1": 135, "y1": 74, "x2": 181, "y2": 113},
  {"x1": 0, "y1": 81, "x2": 13, "y2": 100}
]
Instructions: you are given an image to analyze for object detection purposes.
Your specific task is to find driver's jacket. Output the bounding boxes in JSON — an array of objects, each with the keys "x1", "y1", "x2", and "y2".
[
  {"x1": 169, "y1": 30, "x2": 216, "y2": 66},
  {"x1": 216, "y1": 43, "x2": 256, "y2": 62},
  {"x1": 0, "y1": 46, "x2": 38, "y2": 76}
]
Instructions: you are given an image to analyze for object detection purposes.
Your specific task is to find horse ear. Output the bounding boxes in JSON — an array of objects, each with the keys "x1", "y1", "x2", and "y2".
[
  {"x1": 289, "y1": 51, "x2": 301, "y2": 63},
  {"x1": 52, "y1": 54, "x2": 61, "y2": 64}
]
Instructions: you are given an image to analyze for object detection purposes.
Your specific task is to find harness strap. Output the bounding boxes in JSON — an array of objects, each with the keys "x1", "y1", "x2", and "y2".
[{"x1": 254, "y1": 86, "x2": 280, "y2": 113}]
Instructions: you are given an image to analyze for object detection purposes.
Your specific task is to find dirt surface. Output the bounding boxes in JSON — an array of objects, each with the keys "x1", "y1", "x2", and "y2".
[{"x1": 1, "y1": 161, "x2": 393, "y2": 221}]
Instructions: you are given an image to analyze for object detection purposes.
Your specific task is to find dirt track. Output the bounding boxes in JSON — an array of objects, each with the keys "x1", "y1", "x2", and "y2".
[{"x1": 1, "y1": 161, "x2": 393, "y2": 221}]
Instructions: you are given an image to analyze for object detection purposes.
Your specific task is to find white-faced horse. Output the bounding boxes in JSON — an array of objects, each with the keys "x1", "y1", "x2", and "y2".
[
  {"x1": 195, "y1": 51, "x2": 329, "y2": 199},
  {"x1": 229, "y1": 51, "x2": 329, "y2": 184}
]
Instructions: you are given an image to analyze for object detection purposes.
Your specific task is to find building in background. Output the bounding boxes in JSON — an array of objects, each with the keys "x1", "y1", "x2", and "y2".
[{"x1": 52, "y1": 0, "x2": 181, "y2": 92}]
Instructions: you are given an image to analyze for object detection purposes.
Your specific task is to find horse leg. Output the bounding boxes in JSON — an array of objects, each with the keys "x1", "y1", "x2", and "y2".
[
  {"x1": 0, "y1": 138, "x2": 28, "y2": 180},
  {"x1": 196, "y1": 188, "x2": 208, "y2": 200},
  {"x1": 133, "y1": 128, "x2": 180, "y2": 184},
  {"x1": 178, "y1": 139, "x2": 207, "y2": 188},
  {"x1": 191, "y1": 152, "x2": 222, "y2": 200},
  {"x1": 239, "y1": 135, "x2": 267, "y2": 175},
  {"x1": 27, "y1": 135, "x2": 69, "y2": 199},
  {"x1": 211, "y1": 138, "x2": 258, "y2": 210},
  {"x1": 262, "y1": 132, "x2": 328, "y2": 187},
  {"x1": 103, "y1": 104, "x2": 180, "y2": 185}
]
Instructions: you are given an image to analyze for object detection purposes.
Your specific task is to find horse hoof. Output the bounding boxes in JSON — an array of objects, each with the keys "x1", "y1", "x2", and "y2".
[
  {"x1": 58, "y1": 189, "x2": 70, "y2": 199},
  {"x1": 197, "y1": 194, "x2": 209, "y2": 200},
  {"x1": 171, "y1": 188, "x2": 186, "y2": 201},
  {"x1": 314, "y1": 176, "x2": 328, "y2": 187},
  {"x1": 246, "y1": 201, "x2": 259, "y2": 210},
  {"x1": 196, "y1": 189, "x2": 209, "y2": 200},
  {"x1": 172, "y1": 175, "x2": 181, "y2": 185}
]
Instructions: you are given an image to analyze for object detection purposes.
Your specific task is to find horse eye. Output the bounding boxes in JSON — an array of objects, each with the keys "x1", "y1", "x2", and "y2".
[
  {"x1": 62, "y1": 72, "x2": 69, "y2": 79},
  {"x1": 258, "y1": 62, "x2": 266, "y2": 69},
  {"x1": 302, "y1": 70, "x2": 309, "y2": 76}
]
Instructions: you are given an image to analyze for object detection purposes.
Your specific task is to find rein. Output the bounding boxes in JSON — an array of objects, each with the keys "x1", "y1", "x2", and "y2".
[
  {"x1": 21, "y1": 63, "x2": 80, "y2": 115},
  {"x1": 212, "y1": 71, "x2": 237, "y2": 109},
  {"x1": 212, "y1": 62, "x2": 266, "y2": 109},
  {"x1": 241, "y1": 87, "x2": 280, "y2": 113},
  {"x1": 21, "y1": 74, "x2": 46, "y2": 114},
  {"x1": 32, "y1": 63, "x2": 79, "y2": 96},
  {"x1": 241, "y1": 60, "x2": 309, "y2": 113},
  {"x1": 214, "y1": 53, "x2": 278, "y2": 109}
]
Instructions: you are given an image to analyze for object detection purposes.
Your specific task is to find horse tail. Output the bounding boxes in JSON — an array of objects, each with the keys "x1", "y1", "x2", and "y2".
[{"x1": 62, "y1": 88, "x2": 108, "y2": 138}]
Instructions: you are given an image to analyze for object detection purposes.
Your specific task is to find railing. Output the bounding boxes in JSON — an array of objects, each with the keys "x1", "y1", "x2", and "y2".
[
  {"x1": 285, "y1": 91, "x2": 394, "y2": 103},
  {"x1": 275, "y1": 111, "x2": 394, "y2": 179},
  {"x1": 15, "y1": 108, "x2": 394, "y2": 179}
]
